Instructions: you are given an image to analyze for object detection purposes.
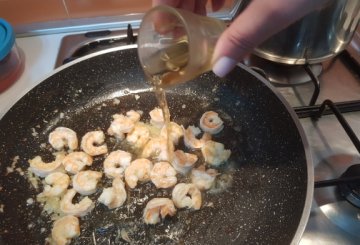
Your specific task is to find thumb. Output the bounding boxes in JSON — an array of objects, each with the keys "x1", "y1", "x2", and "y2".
[{"x1": 212, "y1": 0, "x2": 320, "y2": 77}]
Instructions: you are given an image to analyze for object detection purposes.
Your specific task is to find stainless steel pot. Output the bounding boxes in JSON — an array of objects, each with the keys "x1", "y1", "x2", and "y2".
[{"x1": 231, "y1": 0, "x2": 360, "y2": 64}]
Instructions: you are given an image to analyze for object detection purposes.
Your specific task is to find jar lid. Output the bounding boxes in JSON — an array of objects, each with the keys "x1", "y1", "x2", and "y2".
[{"x1": 0, "y1": 18, "x2": 15, "y2": 61}]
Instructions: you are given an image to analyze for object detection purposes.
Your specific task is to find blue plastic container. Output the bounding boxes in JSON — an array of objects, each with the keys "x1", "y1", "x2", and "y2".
[{"x1": 0, "y1": 18, "x2": 23, "y2": 92}]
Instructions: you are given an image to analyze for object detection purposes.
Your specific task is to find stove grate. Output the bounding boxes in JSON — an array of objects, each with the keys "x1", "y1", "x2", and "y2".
[{"x1": 304, "y1": 99, "x2": 360, "y2": 208}]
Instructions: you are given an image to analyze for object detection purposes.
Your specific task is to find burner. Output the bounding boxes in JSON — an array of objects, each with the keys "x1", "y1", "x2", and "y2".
[
  {"x1": 312, "y1": 156, "x2": 360, "y2": 240},
  {"x1": 338, "y1": 164, "x2": 360, "y2": 208},
  {"x1": 243, "y1": 55, "x2": 322, "y2": 86}
]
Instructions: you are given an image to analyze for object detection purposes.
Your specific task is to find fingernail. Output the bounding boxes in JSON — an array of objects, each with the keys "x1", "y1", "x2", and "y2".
[{"x1": 212, "y1": 57, "x2": 237, "y2": 78}]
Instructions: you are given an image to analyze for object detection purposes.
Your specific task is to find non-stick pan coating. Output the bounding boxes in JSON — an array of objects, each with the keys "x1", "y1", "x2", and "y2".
[{"x1": 0, "y1": 47, "x2": 311, "y2": 244}]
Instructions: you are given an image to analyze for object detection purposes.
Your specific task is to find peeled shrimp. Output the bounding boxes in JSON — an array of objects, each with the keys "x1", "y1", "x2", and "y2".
[
  {"x1": 107, "y1": 114, "x2": 131, "y2": 140},
  {"x1": 80, "y1": 130, "x2": 108, "y2": 156},
  {"x1": 124, "y1": 158, "x2": 153, "y2": 188},
  {"x1": 28, "y1": 153, "x2": 65, "y2": 178},
  {"x1": 149, "y1": 107, "x2": 164, "y2": 128},
  {"x1": 107, "y1": 110, "x2": 141, "y2": 139},
  {"x1": 141, "y1": 137, "x2": 173, "y2": 162},
  {"x1": 126, "y1": 123, "x2": 150, "y2": 149},
  {"x1": 172, "y1": 183, "x2": 202, "y2": 210},
  {"x1": 143, "y1": 198, "x2": 176, "y2": 224},
  {"x1": 60, "y1": 189, "x2": 95, "y2": 217},
  {"x1": 126, "y1": 110, "x2": 141, "y2": 123},
  {"x1": 62, "y1": 151, "x2": 93, "y2": 174},
  {"x1": 183, "y1": 125, "x2": 211, "y2": 149},
  {"x1": 51, "y1": 215, "x2": 80, "y2": 245},
  {"x1": 72, "y1": 170, "x2": 102, "y2": 195},
  {"x1": 49, "y1": 127, "x2": 78, "y2": 151},
  {"x1": 150, "y1": 162, "x2": 177, "y2": 189},
  {"x1": 191, "y1": 165, "x2": 218, "y2": 191},
  {"x1": 201, "y1": 140, "x2": 231, "y2": 166},
  {"x1": 103, "y1": 150, "x2": 132, "y2": 179},
  {"x1": 172, "y1": 150, "x2": 198, "y2": 174},
  {"x1": 160, "y1": 122, "x2": 183, "y2": 145},
  {"x1": 199, "y1": 111, "x2": 224, "y2": 134},
  {"x1": 98, "y1": 177, "x2": 127, "y2": 209},
  {"x1": 38, "y1": 172, "x2": 70, "y2": 197}
]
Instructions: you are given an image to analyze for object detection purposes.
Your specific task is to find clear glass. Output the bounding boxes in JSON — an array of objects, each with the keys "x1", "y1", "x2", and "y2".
[{"x1": 137, "y1": 5, "x2": 226, "y2": 87}]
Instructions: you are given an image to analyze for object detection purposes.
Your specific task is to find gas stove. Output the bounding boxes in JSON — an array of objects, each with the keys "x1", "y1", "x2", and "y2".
[
  {"x1": 246, "y1": 34, "x2": 360, "y2": 244},
  {"x1": 2, "y1": 23, "x2": 359, "y2": 244},
  {"x1": 245, "y1": 35, "x2": 360, "y2": 244}
]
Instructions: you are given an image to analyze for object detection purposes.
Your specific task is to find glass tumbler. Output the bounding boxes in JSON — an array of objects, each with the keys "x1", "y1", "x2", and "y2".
[{"x1": 137, "y1": 5, "x2": 226, "y2": 87}]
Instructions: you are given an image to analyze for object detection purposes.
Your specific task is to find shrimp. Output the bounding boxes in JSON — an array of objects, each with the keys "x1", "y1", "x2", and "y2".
[
  {"x1": 150, "y1": 162, "x2": 177, "y2": 189},
  {"x1": 98, "y1": 177, "x2": 127, "y2": 209},
  {"x1": 107, "y1": 114, "x2": 131, "y2": 140},
  {"x1": 172, "y1": 183, "x2": 202, "y2": 210},
  {"x1": 143, "y1": 198, "x2": 176, "y2": 225},
  {"x1": 199, "y1": 111, "x2": 224, "y2": 134},
  {"x1": 171, "y1": 150, "x2": 198, "y2": 174},
  {"x1": 103, "y1": 150, "x2": 132, "y2": 178},
  {"x1": 28, "y1": 152, "x2": 65, "y2": 178},
  {"x1": 160, "y1": 122, "x2": 183, "y2": 145},
  {"x1": 60, "y1": 189, "x2": 95, "y2": 217},
  {"x1": 62, "y1": 151, "x2": 93, "y2": 174},
  {"x1": 126, "y1": 110, "x2": 141, "y2": 122},
  {"x1": 149, "y1": 107, "x2": 164, "y2": 128},
  {"x1": 201, "y1": 140, "x2": 231, "y2": 166},
  {"x1": 72, "y1": 170, "x2": 102, "y2": 195},
  {"x1": 107, "y1": 110, "x2": 141, "y2": 139},
  {"x1": 141, "y1": 137, "x2": 173, "y2": 162},
  {"x1": 124, "y1": 158, "x2": 153, "y2": 188},
  {"x1": 51, "y1": 215, "x2": 80, "y2": 245},
  {"x1": 49, "y1": 127, "x2": 78, "y2": 151},
  {"x1": 183, "y1": 125, "x2": 211, "y2": 149},
  {"x1": 191, "y1": 165, "x2": 218, "y2": 191},
  {"x1": 80, "y1": 130, "x2": 108, "y2": 156},
  {"x1": 126, "y1": 123, "x2": 150, "y2": 149},
  {"x1": 38, "y1": 172, "x2": 70, "y2": 197}
]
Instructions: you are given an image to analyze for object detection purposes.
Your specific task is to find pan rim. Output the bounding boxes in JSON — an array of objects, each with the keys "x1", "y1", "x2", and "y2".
[
  {"x1": 236, "y1": 62, "x2": 314, "y2": 245},
  {"x1": 1, "y1": 44, "x2": 313, "y2": 244}
]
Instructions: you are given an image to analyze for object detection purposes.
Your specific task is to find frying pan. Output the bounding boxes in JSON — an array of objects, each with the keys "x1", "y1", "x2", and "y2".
[{"x1": 0, "y1": 46, "x2": 313, "y2": 244}]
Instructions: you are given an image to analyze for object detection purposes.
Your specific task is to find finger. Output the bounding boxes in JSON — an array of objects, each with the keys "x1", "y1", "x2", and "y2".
[
  {"x1": 152, "y1": 12, "x2": 178, "y2": 34},
  {"x1": 212, "y1": 0, "x2": 320, "y2": 77},
  {"x1": 151, "y1": 0, "x2": 181, "y2": 33},
  {"x1": 152, "y1": 0, "x2": 181, "y2": 7},
  {"x1": 194, "y1": 0, "x2": 207, "y2": 15},
  {"x1": 178, "y1": 0, "x2": 196, "y2": 12},
  {"x1": 148, "y1": 4, "x2": 179, "y2": 34},
  {"x1": 211, "y1": 0, "x2": 225, "y2": 11}
]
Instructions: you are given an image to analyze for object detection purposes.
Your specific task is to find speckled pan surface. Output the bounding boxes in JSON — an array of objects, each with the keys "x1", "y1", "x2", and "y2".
[{"x1": 0, "y1": 47, "x2": 310, "y2": 244}]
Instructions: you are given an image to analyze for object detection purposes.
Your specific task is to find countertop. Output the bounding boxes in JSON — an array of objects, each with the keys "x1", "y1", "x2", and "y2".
[{"x1": 0, "y1": 34, "x2": 66, "y2": 119}]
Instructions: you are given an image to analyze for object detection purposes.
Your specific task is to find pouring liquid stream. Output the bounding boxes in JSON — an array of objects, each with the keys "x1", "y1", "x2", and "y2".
[
  {"x1": 148, "y1": 38, "x2": 191, "y2": 161},
  {"x1": 150, "y1": 76, "x2": 175, "y2": 162},
  {"x1": 139, "y1": 7, "x2": 226, "y2": 160}
]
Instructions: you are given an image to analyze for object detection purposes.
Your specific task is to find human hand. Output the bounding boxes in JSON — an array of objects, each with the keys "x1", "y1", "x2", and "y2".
[
  {"x1": 153, "y1": 0, "x2": 329, "y2": 77},
  {"x1": 152, "y1": 0, "x2": 225, "y2": 15}
]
